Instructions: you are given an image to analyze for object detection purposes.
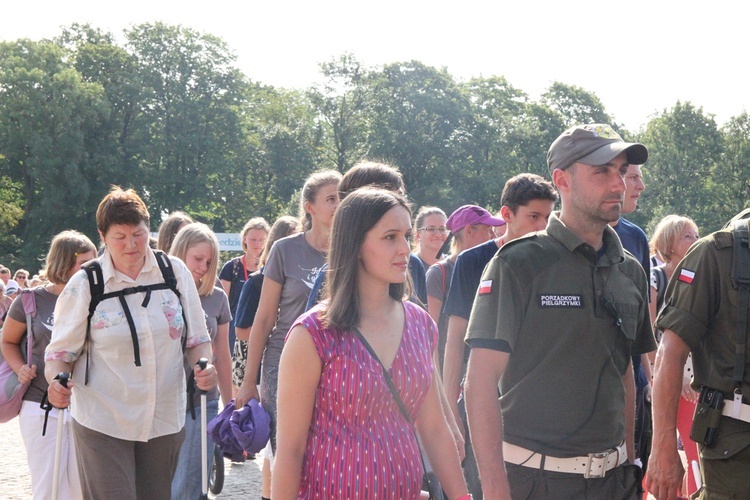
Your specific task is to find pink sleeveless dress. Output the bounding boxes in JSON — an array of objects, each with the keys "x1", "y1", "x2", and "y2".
[{"x1": 290, "y1": 301, "x2": 438, "y2": 499}]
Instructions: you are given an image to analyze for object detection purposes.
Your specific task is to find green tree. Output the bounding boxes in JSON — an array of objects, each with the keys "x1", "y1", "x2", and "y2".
[
  {"x1": 636, "y1": 101, "x2": 725, "y2": 233},
  {"x1": 219, "y1": 85, "x2": 322, "y2": 232},
  {"x1": 307, "y1": 53, "x2": 370, "y2": 172},
  {"x1": 365, "y1": 61, "x2": 469, "y2": 209},
  {"x1": 0, "y1": 38, "x2": 107, "y2": 266},
  {"x1": 713, "y1": 112, "x2": 750, "y2": 219},
  {"x1": 56, "y1": 24, "x2": 144, "y2": 192},
  {"x1": 0, "y1": 174, "x2": 24, "y2": 268},
  {"x1": 455, "y1": 76, "x2": 532, "y2": 207},
  {"x1": 124, "y1": 23, "x2": 250, "y2": 228},
  {"x1": 541, "y1": 82, "x2": 612, "y2": 128},
  {"x1": 510, "y1": 101, "x2": 567, "y2": 178}
]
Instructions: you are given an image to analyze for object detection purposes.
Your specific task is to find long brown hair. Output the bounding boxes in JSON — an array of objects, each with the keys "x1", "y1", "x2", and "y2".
[
  {"x1": 156, "y1": 211, "x2": 194, "y2": 253},
  {"x1": 320, "y1": 188, "x2": 412, "y2": 331}
]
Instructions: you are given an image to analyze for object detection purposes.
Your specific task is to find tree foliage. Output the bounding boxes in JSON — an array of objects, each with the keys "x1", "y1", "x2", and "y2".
[
  {"x1": 365, "y1": 61, "x2": 469, "y2": 208},
  {"x1": 0, "y1": 37, "x2": 108, "y2": 264},
  {"x1": 1, "y1": 25, "x2": 748, "y2": 270},
  {"x1": 635, "y1": 102, "x2": 726, "y2": 233},
  {"x1": 307, "y1": 53, "x2": 369, "y2": 173}
]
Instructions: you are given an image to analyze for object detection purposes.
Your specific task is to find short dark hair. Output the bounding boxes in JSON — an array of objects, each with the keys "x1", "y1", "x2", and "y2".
[
  {"x1": 96, "y1": 186, "x2": 150, "y2": 236},
  {"x1": 320, "y1": 188, "x2": 412, "y2": 330},
  {"x1": 339, "y1": 161, "x2": 405, "y2": 200},
  {"x1": 501, "y1": 173, "x2": 558, "y2": 213}
]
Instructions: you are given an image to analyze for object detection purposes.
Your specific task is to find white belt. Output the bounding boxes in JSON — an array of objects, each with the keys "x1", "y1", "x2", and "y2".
[
  {"x1": 721, "y1": 399, "x2": 750, "y2": 423},
  {"x1": 503, "y1": 441, "x2": 627, "y2": 479}
]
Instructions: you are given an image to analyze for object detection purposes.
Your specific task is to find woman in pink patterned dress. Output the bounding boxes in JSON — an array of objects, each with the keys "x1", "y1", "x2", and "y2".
[{"x1": 273, "y1": 188, "x2": 469, "y2": 499}]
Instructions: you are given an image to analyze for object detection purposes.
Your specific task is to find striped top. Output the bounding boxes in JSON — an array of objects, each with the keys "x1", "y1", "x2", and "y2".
[{"x1": 291, "y1": 300, "x2": 437, "y2": 499}]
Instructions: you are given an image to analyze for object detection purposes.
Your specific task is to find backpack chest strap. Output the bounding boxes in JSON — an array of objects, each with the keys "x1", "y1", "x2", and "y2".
[
  {"x1": 101, "y1": 283, "x2": 179, "y2": 368},
  {"x1": 82, "y1": 250, "x2": 187, "y2": 385}
]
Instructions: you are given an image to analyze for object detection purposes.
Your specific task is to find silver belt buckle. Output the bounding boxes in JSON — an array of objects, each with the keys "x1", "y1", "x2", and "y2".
[{"x1": 583, "y1": 450, "x2": 611, "y2": 479}]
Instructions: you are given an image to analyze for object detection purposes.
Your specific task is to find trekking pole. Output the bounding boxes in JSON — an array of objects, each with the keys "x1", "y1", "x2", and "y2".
[
  {"x1": 198, "y1": 358, "x2": 209, "y2": 500},
  {"x1": 51, "y1": 373, "x2": 70, "y2": 500}
]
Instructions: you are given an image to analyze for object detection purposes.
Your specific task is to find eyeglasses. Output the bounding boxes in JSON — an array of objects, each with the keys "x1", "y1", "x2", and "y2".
[{"x1": 418, "y1": 226, "x2": 448, "y2": 235}]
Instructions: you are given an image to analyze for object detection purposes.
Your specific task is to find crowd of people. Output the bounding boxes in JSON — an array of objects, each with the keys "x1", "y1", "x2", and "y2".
[{"x1": 1, "y1": 122, "x2": 748, "y2": 499}]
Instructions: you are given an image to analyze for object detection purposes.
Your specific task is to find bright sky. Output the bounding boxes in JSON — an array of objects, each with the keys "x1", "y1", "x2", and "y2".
[{"x1": 3, "y1": 1, "x2": 748, "y2": 132}]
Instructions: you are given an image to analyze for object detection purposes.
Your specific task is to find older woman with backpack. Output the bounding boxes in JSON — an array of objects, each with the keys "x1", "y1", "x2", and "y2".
[{"x1": 44, "y1": 187, "x2": 217, "y2": 499}]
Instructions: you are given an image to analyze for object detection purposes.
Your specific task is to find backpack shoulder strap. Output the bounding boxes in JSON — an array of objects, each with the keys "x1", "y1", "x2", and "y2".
[
  {"x1": 83, "y1": 260, "x2": 105, "y2": 320},
  {"x1": 731, "y1": 219, "x2": 750, "y2": 288},
  {"x1": 20, "y1": 290, "x2": 35, "y2": 364},
  {"x1": 82, "y1": 259, "x2": 105, "y2": 385},
  {"x1": 80, "y1": 252, "x2": 191, "y2": 385},
  {"x1": 731, "y1": 219, "x2": 750, "y2": 387},
  {"x1": 437, "y1": 262, "x2": 447, "y2": 294},
  {"x1": 20, "y1": 289, "x2": 36, "y2": 318},
  {"x1": 232, "y1": 256, "x2": 242, "y2": 281},
  {"x1": 153, "y1": 249, "x2": 179, "y2": 297}
]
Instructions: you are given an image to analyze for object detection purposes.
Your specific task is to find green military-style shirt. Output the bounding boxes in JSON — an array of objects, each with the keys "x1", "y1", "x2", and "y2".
[
  {"x1": 467, "y1": 213, "x2": 655, "y2": 457},
  {"x1": 656, "y1": 221, "x2": 750, "y2": 459}
]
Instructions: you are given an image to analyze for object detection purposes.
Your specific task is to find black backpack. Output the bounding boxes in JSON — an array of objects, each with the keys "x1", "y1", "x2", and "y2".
[
  {"x1": 81, "y1": 249, "x2": 187, "y2": 384},
  {"x1": 730, "y1": 215, "x2": 750, "y2": 388}
]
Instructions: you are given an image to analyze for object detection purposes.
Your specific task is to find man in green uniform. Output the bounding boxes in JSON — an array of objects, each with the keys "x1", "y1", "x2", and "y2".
[
  {"x1": 464, "y1": 123, "x2": 655, "y2": 498},
  {"x1": 648, "y1": 211, "x2": 750, "y2": 499}
]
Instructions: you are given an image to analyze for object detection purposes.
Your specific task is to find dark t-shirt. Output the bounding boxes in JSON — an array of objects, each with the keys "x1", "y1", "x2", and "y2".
[
  {"x1": 409, "y1": 254, "x2": 427, "y2": 305},
  {"x1": 219, "y1": 256, "x2": 247, "y2": 313},
  {"x1": 443, "y1": 239, "x2": 499, "y2": 320},
  {"x1": 467, "y1": 215, "x2": 655, "y2": 455},
  {"x1": 613, "y1": 217, "x2": 651, "y2": 388},
  {"x1": 613, "y1": 218, "x2": 650, "y2": 279},
  {"x1": 235, "y1": 270, "x2": 264, "y2": 329}
]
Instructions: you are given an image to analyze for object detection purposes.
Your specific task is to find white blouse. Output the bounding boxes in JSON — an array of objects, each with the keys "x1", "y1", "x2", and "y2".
[{"x1": 46, "y1": 249, "x2": 210, "y2": 442}]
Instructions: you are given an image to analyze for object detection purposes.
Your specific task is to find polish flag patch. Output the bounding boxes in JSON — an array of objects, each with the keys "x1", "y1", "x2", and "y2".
[
  {"x1": 478, "y1": 279, "x2": 493, "y2": 295},
  {"x1": 678, "y1": 269, "x2": 696, "y2": 284}
]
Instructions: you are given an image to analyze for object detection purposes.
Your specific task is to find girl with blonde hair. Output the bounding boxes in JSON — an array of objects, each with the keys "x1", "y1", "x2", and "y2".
[{"x1": 169, "y1": 222, "x2": 233, "y2": 499}]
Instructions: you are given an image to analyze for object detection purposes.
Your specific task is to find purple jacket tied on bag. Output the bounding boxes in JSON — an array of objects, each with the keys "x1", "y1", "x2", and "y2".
[{"x1": 207, "y1": 399, "x2": 271, "y2": 461}]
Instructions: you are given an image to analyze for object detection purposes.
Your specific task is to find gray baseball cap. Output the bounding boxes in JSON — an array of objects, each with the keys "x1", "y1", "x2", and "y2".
[{"x1": 547, "y1": 124, "x2": 648, "y2": 176}]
